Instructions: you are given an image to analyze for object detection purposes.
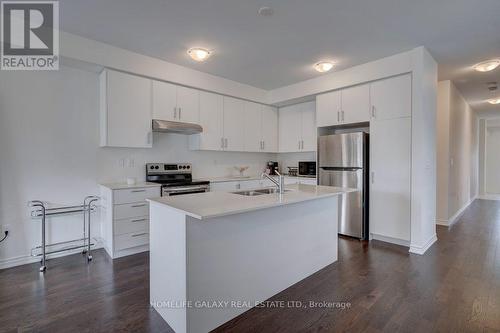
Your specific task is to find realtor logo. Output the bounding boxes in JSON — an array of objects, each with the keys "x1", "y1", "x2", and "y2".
[{"x1": 1, "y1": 1, "x2": 59, "y2": 70}]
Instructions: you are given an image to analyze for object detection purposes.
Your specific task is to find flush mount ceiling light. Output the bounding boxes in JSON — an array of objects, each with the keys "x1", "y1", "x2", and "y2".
[
  {"x1": 187, "y1": 48, "x2": 211, "y2": 62},
  {"x1": 488, "y1": 98, "x2": 500, "y2": 105},
  {"x1": 314, "y1": 61, "x2": 334, "y2": 73},
  {"x1": 474, "y1": 59, "x2": 500, "y2": 72}
]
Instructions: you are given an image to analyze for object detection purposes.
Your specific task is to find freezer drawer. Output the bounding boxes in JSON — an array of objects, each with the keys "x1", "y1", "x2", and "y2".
[
  {"x1": 319, "y1": 168, "x2": 365, "y2": 239},
  {"x1": 318, "y1": 133, "x2": 365, "y2": 168}
]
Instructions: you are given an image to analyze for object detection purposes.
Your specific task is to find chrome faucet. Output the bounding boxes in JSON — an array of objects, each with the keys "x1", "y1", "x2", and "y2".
[{"x1": 262, "y1": 171, "x2": 285, "y2": 194}]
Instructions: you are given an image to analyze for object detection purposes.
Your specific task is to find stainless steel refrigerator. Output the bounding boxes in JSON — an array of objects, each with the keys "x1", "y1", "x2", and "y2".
[{"x1": 318, "y1": 132, "x2": 368, "y2": 240}]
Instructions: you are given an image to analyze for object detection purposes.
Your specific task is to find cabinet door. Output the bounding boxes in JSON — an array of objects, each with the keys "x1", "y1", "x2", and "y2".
[
  {"x1": 341, "y1": 84, "x2": 370, "y2": 124},
  {"x1": 198, "y1": 91, "x2": 224, "y2": 150},
  {"x1": 223, "y1": 97, "x2": 245, "y2": 151},
  {"x1": 152, "y1": 80, "x2": 177, "y2": 121},
  {"x1": 278, "y1": 104, "x2": 302, "y2": 152},
  {"x1": 176, "y1": 86, "x2": 199, "y2": 123},
  {"x1": 261, "y1": 105, "x2": 278, "y2": 152},
  {"x1": 301, "y1": 101, "x2": 317, "y2": 151},
  {"x1": 243, "y1": 101, "x2": 263, "y2": 152},
  {"x1": 316, "y1": 91, "x2": 341, "y2": 127},
  {"x1": 370, "y1": 74, "x2": 411, "y2": 121},
  {"x1": 370, "y1": 117, "x2": 411, "y2": 241},
  {"x1": 104, "y1": 70, "x2": 152, "y2": 148}
]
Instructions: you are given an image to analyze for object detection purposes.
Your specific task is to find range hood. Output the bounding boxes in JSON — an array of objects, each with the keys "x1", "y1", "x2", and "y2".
[{"x1": 152, "y1": 119, "x2": 203, "y2": 135}]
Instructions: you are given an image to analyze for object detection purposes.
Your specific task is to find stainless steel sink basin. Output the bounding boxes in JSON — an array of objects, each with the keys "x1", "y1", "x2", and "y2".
[
  {"x1": 231, "y1": 190, "x2": 266, "y2": 196},
  {"x1": 231, "y1": 188, "x2": 293, "y2": 196}
]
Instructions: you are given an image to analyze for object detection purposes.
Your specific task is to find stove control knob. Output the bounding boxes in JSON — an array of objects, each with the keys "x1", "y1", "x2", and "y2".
[
  {"x1": 155, "y1": 165, "x2": 159, "y2": 169},
  {"x1": 186, "y1": 165, "x2": 190, "y2": 169},
  {"x1": 150, "y1": 166, "x2": 154, "y2": 170}
]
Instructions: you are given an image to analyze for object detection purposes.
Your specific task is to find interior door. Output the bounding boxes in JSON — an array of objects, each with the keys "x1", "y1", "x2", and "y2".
[
  {"x1": 223, "y1": 97, "x2": 245, "y2": 151},
  {"x1": 319, "y1": 168, "x2": 364, "y2": 238},
  {"x1": 198, "y1": 91, "x2": 223, "y2": 150},
  {"x1": 243, "y1": 101, "x2": 262, "y2": 152},
  {"x1": 152, "y1": 80, "x2": 177, "y2": 121},
  {"x1": 300, "y1": 101, "x2": 317, "y2": 151},
  {"x1": 278, "y1": 104, "x2": 302, "y2": 152},
  {"x1": 176, "y1": 86, "x2": 200, "y2": 123},
  {"x1": 370, "y1": 117, "x2": 411, "y2": 241},
  {"x1": 341, "y1": 84, "x2": 370, "y2": 124}
]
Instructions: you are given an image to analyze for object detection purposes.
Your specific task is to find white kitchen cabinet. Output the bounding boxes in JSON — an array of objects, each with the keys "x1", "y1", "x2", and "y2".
[
  {"x1": 370, "y1": 117, "x2": 411, "y2": 242},
  {"x1": 100, "y1": 183, "x2": 161, "y2": 259},
  {"x1": 100, "y1": 69, "x2": 153, "y2": 148},
  {"x1": 190, "y1": 91, "x2": 224, "y2": 150},
  {"x1": 341, "y1": 84, "x2": 370, "y2": 124},
  {"x1": 301, "y1": 101, "x2": 317, "y2": 151},
  {"x1": 298, "y1": 178, "x2": 317, "y2": 185},
  {"x1": 244, "y1": 101, "x2": 263, "y2": 152},
  {"x1": 176, "y1": 86, "x2": 199, "y2": 123},
  {"x1": 316, "y1": 90, "x2": 341, "y2": 127},
  {"x1": 152, "y1": 81, "x2": 199, "y2": 123},
  {"x1": 316, "y1": 84, "x2": 370, "y2": 127},
  {"x1": 152, "y1": 81, "x2": 177, "y2": 121},
  {"x1": 370, "y1": 74, "x2": 412, "y2": 121},
  {"x1": 261, "y1": 105, "x2": 279, "y2": 152},
  {"x1": 210, "y1": 181, "x2": 242, "y2": 192},
  {"x1": 223, "y1": 97, "x2": 246, "y2": 151},
  {"x1": 279, "y1": 101, "x2": 316, "y2": 152}
]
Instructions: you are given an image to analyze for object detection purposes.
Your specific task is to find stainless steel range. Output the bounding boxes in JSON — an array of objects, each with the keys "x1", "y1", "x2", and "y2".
[{"x1": 146, "y1": 163, "x2": 210, "y2": 196}]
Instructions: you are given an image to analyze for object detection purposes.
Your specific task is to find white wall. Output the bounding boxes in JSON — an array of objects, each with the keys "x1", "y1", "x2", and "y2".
[
  {"x1": 484, "y1": 119, "x2": 500, "y2": 194},
  {"x1": 436, "y1": 80, "x2": 479, "y2": 225},
  {"x1": 0, "y1": 66, "x2": 274, "y2": 268}
]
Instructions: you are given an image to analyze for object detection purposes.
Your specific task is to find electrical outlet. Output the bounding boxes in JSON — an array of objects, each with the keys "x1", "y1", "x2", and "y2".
[{"x1": 119, "y1": 158, "x2": 125, "y2": 168}]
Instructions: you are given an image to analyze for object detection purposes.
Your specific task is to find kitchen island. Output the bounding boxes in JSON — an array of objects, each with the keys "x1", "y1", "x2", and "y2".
[{"x1": 148, "y1": 184, "x2": 353, "y2": 333}]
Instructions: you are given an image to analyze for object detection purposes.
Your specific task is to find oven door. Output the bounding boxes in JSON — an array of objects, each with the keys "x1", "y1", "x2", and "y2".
[{"x1": 162, "y1": 185, "x2": 209, "y2": 196}]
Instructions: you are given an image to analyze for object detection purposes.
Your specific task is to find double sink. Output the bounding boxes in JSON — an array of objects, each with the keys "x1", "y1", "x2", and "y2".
[{"x1": 232, "y1": 188, "x2": 292, "y2": 196}]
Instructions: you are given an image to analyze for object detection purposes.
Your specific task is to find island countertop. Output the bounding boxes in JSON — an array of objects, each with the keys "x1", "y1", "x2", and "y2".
[{"x1": 147, "y1": 184, "x2": 355, "y2": 220}]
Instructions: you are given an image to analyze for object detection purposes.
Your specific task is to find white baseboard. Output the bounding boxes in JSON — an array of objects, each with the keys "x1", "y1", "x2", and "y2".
[
  {"x1": 436, "y1": 196, "x2": 477, "y2": 227},
  {"x1": 371, "y1": 233, "x2": 410, "y2": 247},
  {"x1": 478, "y1": 194, "x2": 500, "y2": 201},
  {"x1": 0, "y1": 242, "x2": 103, "y2": 270},
  {"x1": 409, "y1": 234, "x2": 437, "y2": 255}
]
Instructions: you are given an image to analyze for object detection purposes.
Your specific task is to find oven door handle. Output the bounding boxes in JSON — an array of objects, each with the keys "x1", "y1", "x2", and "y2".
[{"x1": 163, "y1": 185, "x2": 209, "y2": 194}]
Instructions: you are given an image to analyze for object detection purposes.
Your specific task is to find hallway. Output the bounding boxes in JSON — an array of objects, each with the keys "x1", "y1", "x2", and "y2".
[{"x1": 1, "y1": 200, "x2": 499, "y2": 332}]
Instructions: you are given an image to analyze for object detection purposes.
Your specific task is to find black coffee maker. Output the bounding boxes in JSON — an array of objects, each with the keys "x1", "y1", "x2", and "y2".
[{"x1": 266, "y1": 161, "x2": 279, "y2": 175}]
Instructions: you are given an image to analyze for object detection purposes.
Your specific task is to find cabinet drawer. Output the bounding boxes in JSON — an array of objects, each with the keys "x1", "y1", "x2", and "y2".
[
  {"x1": 113, "y1": 187, "x2": 160, "y2": 204},
  {"x1": 114, "y1": 231, "x2": 149, "y2": 251},
  {"x1": 114, "y1": 216, "x2": 149, "y2": 236},
  {"x1": 114, "y1": 202, "x2": 149, "y2": 219}
]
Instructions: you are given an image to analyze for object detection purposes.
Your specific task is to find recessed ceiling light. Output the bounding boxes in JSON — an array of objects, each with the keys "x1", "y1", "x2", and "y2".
[
  {"x1": 474, "y1": 59, "x2": 500, "y2": 72},
  {"x1": 187, "y1": 48, "x2": 211, "y2": 62},
  {"x1": 488, "y1": 98, "x2": 500, "y2": 105},
  {"x1": 314, "y1": 61, "x2": 334, "y2": 73}
]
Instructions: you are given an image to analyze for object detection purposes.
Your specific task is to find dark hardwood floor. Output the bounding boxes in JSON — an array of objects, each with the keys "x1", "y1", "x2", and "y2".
[{"x1": 1, "y1": 199, "x2": 500, "y2": 332}]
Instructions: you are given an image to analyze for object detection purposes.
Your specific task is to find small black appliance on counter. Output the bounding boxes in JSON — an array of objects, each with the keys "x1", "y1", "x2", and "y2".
[
  {"x1": 266, "y1": 161, "x2": 279, "y2": 175},
  {"x1": 298, "y1": 161, "x2": 316, "y2": 177}
]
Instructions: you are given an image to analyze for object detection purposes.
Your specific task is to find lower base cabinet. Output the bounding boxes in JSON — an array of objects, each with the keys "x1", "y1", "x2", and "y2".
[{"x1": 100, "y1": 184, "x2": 161, "y2": 259}]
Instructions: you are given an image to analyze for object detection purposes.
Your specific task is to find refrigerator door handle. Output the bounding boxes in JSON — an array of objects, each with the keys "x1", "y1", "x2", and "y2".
[{"x1": 371, "y1": 171, "x2": 375, "y2": 184}]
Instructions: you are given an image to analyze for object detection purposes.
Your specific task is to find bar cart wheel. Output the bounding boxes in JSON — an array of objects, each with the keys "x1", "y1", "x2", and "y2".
[
  {"x1": 87, "y1": 255, "x2": 93, "y2": 261},
  {"x1": 39, "y1": 266, "x2": 46, "y2": 272}
]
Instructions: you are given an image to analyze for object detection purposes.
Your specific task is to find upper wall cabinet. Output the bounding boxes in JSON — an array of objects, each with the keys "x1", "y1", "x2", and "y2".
[
  {"x1": 244, "y1": 102, "x2": 279, "y2": 152},
  {"x1": 316, "y1": 83, "x2": 370, "y2": 127},
  {"x1": 190, "y1": 91, "x2": 224, "y2": 151},
  {"x1": 370, "y1": 74, "x2": 412, "y2": 121},
  {"x1": 100, "y1": 69, "x2": 153, "y2": 148},
  {"x1": 279, "y1": 101, "x2": 316, "y2": 153},
  {"x1": 261, "y1": 105, "x2": 279, "y2": 152},
  {"x1": 152, "y1": 81, "x2": 200, "y2": 124},
  {"x1": 223, "y1": 97, "x2": 246, "y2": 151}
]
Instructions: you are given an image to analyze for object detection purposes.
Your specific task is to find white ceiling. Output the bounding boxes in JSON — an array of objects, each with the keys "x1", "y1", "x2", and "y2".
[{"x1": 60, "y1": 0, "x2": 500, "y2": 115}]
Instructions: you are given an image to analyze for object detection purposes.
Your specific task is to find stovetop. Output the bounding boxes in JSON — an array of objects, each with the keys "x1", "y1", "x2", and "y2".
[{"x1": 145, "y1": 163, "x2": 209, "y2": 187}]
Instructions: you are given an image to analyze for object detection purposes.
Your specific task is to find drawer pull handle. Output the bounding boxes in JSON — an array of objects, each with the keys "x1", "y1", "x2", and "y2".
[
  {"x1": 131, "y1": 204, "x2": 147, "y2": 208},
  {"x1": 131, "y1": 190, "x2": 146, "y2": 193},
  {"x1": 131, "y1": 232, "x2": 148, "y2": 237},
  {"x1": 131, "y1": 218, "x2": 147, "y2": 223}
]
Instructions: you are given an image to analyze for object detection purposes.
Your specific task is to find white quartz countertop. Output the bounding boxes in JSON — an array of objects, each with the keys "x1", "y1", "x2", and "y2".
[
  {"x1": 99, "y1": 182, "x2": 161, "y2": 190},
  {"x1": 148, "y1": 184, "x2": 355, "y2": 220},
  {"x1": 195, "y1": 174, "x2": 317, "y2": 183}
]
